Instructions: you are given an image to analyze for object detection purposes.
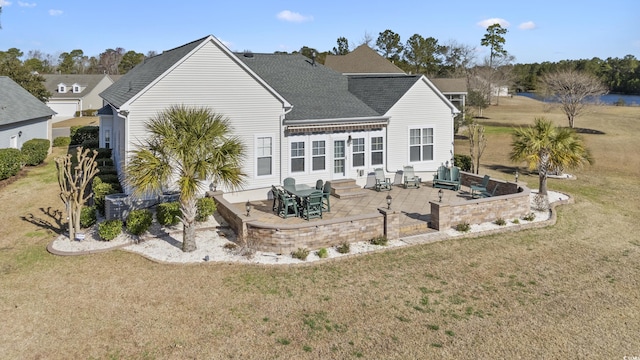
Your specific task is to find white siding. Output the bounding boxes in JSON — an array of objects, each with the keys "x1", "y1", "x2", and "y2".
[
  {"x1": 82, "y1": 76, "x2": 113, "y2": 111},
  {"x1": 385, "y1": 78, "x2": 455, "y2": 173},
  {"x1": 126, "y1": 40, "x2": 284, "y2": 192},
  {"x1": 0, "y1": 117, "x2": 51, "y2": 149}
]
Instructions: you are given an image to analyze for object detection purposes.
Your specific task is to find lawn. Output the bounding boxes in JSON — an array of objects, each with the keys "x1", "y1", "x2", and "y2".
[{"x1": 1, "y1": 97, "x2": 639, "y2": 359}]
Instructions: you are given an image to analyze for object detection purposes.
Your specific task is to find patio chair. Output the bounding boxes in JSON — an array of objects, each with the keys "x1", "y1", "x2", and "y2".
[
  {"x1": 278, "y1": 189, "x2": 298, "y2": 218},
  {"x1": 470, "y1": 175, "x2": 490, "y2": 198},
  {"x1": 283, "y1": 177, "x2": 296, "y2": 187},
  {"x1": 315, "y1": 179, "x2": 324, "y2": 190},
  {"x1": 301, "y1": 191, "x2": 323, "y2": 221},
  {"x1": 480, "y1": 184, "x2": 499, "y2": 198},
  {"x1": 403, "y1": 165, "x2": 421, "y2": 188},
  {"x1": 271, "y1": 185, "x2": 281, "y2": 213},
  {"x1": 321, "y1": 181, "x2": 331, "y2": 212},
  {"x1": 374, "y1": 168, "x2": 392, "y2": 191}
]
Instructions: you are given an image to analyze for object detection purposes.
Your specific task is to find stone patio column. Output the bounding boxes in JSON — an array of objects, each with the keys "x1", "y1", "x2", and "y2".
[{"x1": 378, "y1": 208, "x2": 400, "y2": 240}]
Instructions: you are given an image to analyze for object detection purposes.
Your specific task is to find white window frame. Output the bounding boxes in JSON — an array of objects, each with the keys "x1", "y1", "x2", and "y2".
[
  {"x1": 104, "y1": 129, "x2": 111, "y2": 149},
  {"x1": 255, "y1": 135, "x2": 274, "y2": 178},
  {"x1": 370, "y1": 136, "x2": 384, "y2": 166},
  {"x1": 290, "y1": 140, "x2": 305, "y2": 173},
  {"x1": 351, "y1": 136, "x2": 366, "y2": 168},
  {"x1": 72, "y1": 83, "x2": 81, "y2": 93},
  {"x1": 57, "y1": 83, "x2": 67, "y2": 93},
  {"x1": 311, "y1": 138, "x2": 326, "y2": 172},
  {"x1": 408, "y1": 126, "x2": 435, "y2": 163}
]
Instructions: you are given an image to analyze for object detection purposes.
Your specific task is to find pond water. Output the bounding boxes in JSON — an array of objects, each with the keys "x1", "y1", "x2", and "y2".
[{"x1": 517, "y1": 92, "x2": 640, "y2": 106}]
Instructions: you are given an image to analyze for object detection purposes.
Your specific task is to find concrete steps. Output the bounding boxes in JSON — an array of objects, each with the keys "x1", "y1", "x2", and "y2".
[{"x1": 330, "y1": 179, "x2": 369, "y2": 199}]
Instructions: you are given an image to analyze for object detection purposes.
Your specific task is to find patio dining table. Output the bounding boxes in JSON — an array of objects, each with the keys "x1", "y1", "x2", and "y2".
[{"x1": 283, "y1": 184, "x2": 317, "y2": 198}]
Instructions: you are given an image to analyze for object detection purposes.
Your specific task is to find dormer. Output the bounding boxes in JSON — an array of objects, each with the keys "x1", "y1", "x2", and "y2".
[
  {"x1": 57, "y1": 83, "x2": 67, "y2": 93},
  {"x1": 72, "y1": 83, "x2": 83, "y2": 93}
]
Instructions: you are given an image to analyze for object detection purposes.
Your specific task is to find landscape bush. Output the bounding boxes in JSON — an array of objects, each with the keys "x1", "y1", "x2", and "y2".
[
  {"x1": 494, "y1": 218, "x2": 507, "y2": 226},
  {"x1": 80, "y1": 206, "x2": 97, "y2": 228},
  {"x1": 291, "y1": 248, "x2": 310, "y2": 261},
  {"x1": 336, "y1": 242, "x2": 350, "y2": 254},
  {"x1": 95, "y1": 148, "x2": 112, "y2": 159},
  {"x1": 455, "y1": 222, "x2": 471, "y2": 232},
  {"x1": 370, "y1": 235, "x2": 388, "y2": 246},
  {"x1": 0, "y1": 148, "x2": 22, "y2": 180},
  {"x1": 98, "y1": 219, "x2": 122, "y2": 241},
  {"x1": 97, "y1": 166, "x2": 117, "y2": 175},
  {"x1": 95, "y1": 158, "x2": 114, "y2": 167},
  {"x1": 454, "y1": 154, "x2": 472, "y2": 172},
  {"x1": 126, "y1": 209, "x2": 153, "y2": 236},
  {"x1": 157, "y1": 201, "x2": 181, "y2": 226},
  {"x1": 316, "y1": 248, "x2": 329, "y2": 258},
  {"x1": 71, "y1": 126, "x2": 99, "y2": 145},
  {"x1": 21, "y1": 138, "x2": 50, "y2": 166},
  {"x1": 81, "y1": 139, "x2": 99, "y2": 149},
  {"x1": 53, "y1": 136, "x2": 71, "y2": 147},
  {"x1": 95, "y1": 173, "x2": 120, "y2": 186},
  {"x1": 196, "y1": 197, "x2": 216, "y2": 222}
]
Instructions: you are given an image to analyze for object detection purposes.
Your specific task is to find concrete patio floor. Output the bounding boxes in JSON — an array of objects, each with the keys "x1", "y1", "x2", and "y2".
[{"x1": 233, "y1": 183, "x2": 475, "y2": 236}]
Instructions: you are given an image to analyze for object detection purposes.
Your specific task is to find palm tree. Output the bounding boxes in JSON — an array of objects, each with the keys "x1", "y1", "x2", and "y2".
[
  {"x1": 126, "y1": 105, "x2": 246, "y2": 252},
  {"x1": 510, "y1": 118, "x2": 593, "y2": 197}
]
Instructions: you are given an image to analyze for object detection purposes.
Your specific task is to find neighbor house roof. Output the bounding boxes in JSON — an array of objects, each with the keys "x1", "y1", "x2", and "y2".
[
  {"x1": 43, "y1": 74, "x2": 113, "y2": 99},
  {"x1": 236, "y1": 52, "x2": 384, "y2": 122},
  {"x1": 0, "y1": 76, "x2": 56, "y2": 126},
  {"x1": 324, "y1": 45, "x2": 405, "y2": 74},
  {"x1": 347, "y1": 75, "x2": 422, "y2": 114},
  {"x1": 100, "y1": 36, "x2": 208, "y2": 108},
  {"x1": 430, "y1": 78, "x2": 468, "y2": 94}
]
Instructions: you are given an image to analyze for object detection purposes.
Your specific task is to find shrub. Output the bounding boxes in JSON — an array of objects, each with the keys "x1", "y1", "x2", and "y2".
[
  {"x1": 80, "y1": 206, "x2": 97, "y2": 228},
  {"x1": 81, "y1": 139, "x2": 99, "y2": 149},
  {"x1": 511, "y1": 218, "x2": 520, "y2": 224},
  {"x1": 71, "y1": 126, "x2": 99, "y2": 145},
  {"x1": 157, "y1": 201, "x2": 181, "y2": 226},
  {"x1": 316, "y1": 248, "x2": 329, "y2": 258},
  {"x1": 455, "y1": 222, "x2": 471, "y2": 232},
  {"x1": 98, "y1": 219, "x2": 122, "y2": 241},
  {"x1": 494, "y1": 218, "x2": 506, "y2": 226},
  {"x1": 95, "y1": 173, "x2": 119, "y2": 186},
  {"x1": 0, "y1": 148, "x2": 22, "y2": 180},
  {"x1": 370, "y1": 235, "x2": 388, "y2": 246},
  {"x1": 454, "y1": 154, "x2": 472, "y2": 172},
  {"x1": 21, "y1": 138, "x2": 50, "y2": 166},
  {"x1": 292, "y1": 248, "x2": 310, "y2": 261},
  {"x1": 93, "y1": 182, "x2": 119, "y2": 215},
  {"x1": 126, "y1": 209, "x2": 153, "y2": 236},
  {"x1": 97, "y1": 166, "x2": 117, "y2": 175},
  {"x1": 336, "y1": 242, "x2": 350, "y2": 254},
  {"x1": 196, "y1": 197, "x2": 216, "y2": 222},
  {"x1": 95, "y1": 148, "x2": 112, "y2": 159},
  {"x1": 53, "y1": 136, "x2": 71, "y2": 147},
  {"x1": 95, "y1": 157, "x2": 114, "y2": 167},
  {"x1": 522, "y1": 212, "x2": 536, "y2": 221}
]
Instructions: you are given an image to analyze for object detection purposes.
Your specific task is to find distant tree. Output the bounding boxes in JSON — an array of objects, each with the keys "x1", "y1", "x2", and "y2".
[
  {"x1": 358, "y1": 31, "x2": 375, "y2": 47},
  {"x1": 332, "y1": 37, "x2": 350, "y2": 55},
  {"x1": 118, "y1": 50, "x2": 145, "y2": 74},
  {"x1": 0, "y1": 50, "x2": 50, "y2": 102},
  {"x1": 376, "y1": 29, "x2": 403, "y2": 61},
  {"x1": 57, "y1": 52, "x2": 75, "y2": 73},
  {"x1": 403, "y1": 34, "x2": 443, "y2": 75},
  {"x1": 441, "y1": 40, "x2": 476, "y2": 78},
  {"x1": 146, "y1": 50, "x2": 158, "y2": 58},
  {"x1": 510, "y1": 118, "x2": 593, "y2": 204},
  {"x1": 467, "y1": 89, "x2": 489, "y2": 117},
  {"x1": 467, "y1": 121, "x2": 487, "y2": 174},
  {"x1": 481, "y1": 23, "x2": 508, "y2": 70},
  {"x1": 541, "y1": 69, "x2": 608, "y2": 128},
  {"x1": 125, "y1": 106, "x2": 246, "y2": 252},
  {"x1": 98, "y1": 48, "x2": 124, "y2": 75}
]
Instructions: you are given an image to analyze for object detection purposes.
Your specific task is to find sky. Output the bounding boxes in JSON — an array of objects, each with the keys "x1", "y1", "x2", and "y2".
[{"x1": 1, "y1": 0, "x2": 638, "y2": 64}]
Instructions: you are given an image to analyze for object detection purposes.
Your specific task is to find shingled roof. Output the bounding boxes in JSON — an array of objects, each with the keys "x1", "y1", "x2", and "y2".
[
  {"x1": 100, "y1": 36, "x2": 209, "y2": 108},
  {"x1": 347, "y1": 75, "x2": 422, "y2": 114},
  {"x1": 0, "y1": 76, "x2": 56, "y2": 126},
  {"x1": 43, "y1": 74, "x2": 111, "y2": 98},
  {"x1": 429, "y1": 78, "x2": 467, "y2": 94},
  {"x1": 237, "y1": 53, "x2": 384, "y2": 122},
  {"x1": 324, "y1": 45, "x2": 405, "y2": 74}
]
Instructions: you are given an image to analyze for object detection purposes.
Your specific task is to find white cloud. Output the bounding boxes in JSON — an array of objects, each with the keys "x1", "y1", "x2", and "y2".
[
  {"x1": 477, "y1": 18, "x2": 510, "y2": 28},
  {"x1": 519, "y1": 21, "x2": 536, "y2": 30},
  {"x1": 48, "y1": 9, "x2": 62, "y2": 16},
  {"x1": 0, "y1": 0, "x2": 12, "y2": 7},
  {"x1": 18, "y1": 1, "x2": 36, "y2": 7},
  {"x1": 276, "y1": 10, "x2": 313, "y2": 23}
]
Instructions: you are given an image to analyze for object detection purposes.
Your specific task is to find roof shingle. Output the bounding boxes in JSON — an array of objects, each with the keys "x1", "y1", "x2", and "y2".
[{"x1": 0, "y1": 76, "x2": 56, "y2": 126}]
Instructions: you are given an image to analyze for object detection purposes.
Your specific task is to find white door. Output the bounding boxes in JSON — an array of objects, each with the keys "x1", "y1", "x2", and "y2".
[
  {"x1": 9, "y1": 135, "x2": 18, "y2": 149},
  {"x1": 332, "y1": 139, "x2": 347, "y2": 179}
]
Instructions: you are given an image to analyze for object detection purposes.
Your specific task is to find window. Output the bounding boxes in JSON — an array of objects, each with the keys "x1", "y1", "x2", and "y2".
[
  {"x1": 57, "y1": 84, "x2": 67, "y2": 93},
  {"x1": 409, "y1": 127, "x2": 434, "y2": 162},
  {"x1": 291, "y1": 141, "x2": 305, "y2": 172},
  {"x1": 352, "y1": 137, "x2": 365, "y2": 167},
  {"x1": 256, "y1": 136, "x2": 272, "y2": 176},
  {"x1": 371, "y1": 136, "x2": 384, "y2": 166},
  {"x1": 72, "y1": 84, "x2": 81, "y2": 93},
  {"x1": 104, "y1": 129, "x2": 111, "y2": 149},
  {"x1": 312, "y1": 140, "x2": 325, "y2": 171}
]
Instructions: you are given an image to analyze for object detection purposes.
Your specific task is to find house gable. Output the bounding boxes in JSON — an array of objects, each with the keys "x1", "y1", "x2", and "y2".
[{"x1": 324, "y1": 45, "x2": 405, "y2": 74}]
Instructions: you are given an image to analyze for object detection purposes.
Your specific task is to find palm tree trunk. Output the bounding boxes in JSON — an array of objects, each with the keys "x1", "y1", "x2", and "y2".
[
  {"x1": 538, "y1": 151, "x2": 550, "y2": 196},
  {"x1": 180, "y1": 198, "x2": 198, "y2": 252}
]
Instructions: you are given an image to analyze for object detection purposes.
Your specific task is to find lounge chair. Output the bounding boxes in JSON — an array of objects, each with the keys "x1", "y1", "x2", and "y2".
[
  {"x1": 480, "y1": 184, "x2": 499, "y2": 198},
  {"x1": 403, "y1": 165, "x2": 421, "y2": 188},
  {"x1": 432, "y1": 165, "x2": 461, "y2": 190},
  {"x1": 470, "y1": 175, "x2": 490, "y2": 198},
  {"x1": 301, "y1": 191, "x2": 323, "y2": 221},
  {"x1": 374, "y1": 168, "x2": 392, "y2": 191}
]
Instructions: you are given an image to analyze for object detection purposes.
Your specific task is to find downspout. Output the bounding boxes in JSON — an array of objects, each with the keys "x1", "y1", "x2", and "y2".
[
  {"x1": 114, "y1": 108, "x2": 129, "y2": 184},
  {"x1": 280, "y1": 106, "x2": 294, "y2": 185}
]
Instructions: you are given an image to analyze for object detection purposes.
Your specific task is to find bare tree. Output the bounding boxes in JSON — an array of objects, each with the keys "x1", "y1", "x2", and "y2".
[
  {"x1": 540, "y1": 69, "x2": 608, "y2": 128},
  {"x1": 56, "y1": 147, "x2": 99, "y2": 240},
  {"x1": 441, "y1": 39, "x2": 476, "y2": 78},
  {"x1": 467, "y1": 122, "x2": 488, "y2": 174},
  {"x1": 358, "y1": 31, "x2": 374, "y2": 47}
]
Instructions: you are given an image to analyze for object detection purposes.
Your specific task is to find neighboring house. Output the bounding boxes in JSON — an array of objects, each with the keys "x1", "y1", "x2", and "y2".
[
  {"x1": 98, "y1": 35, "x2": 458, "y2": 200},
  {"x1": 0, "y1": 76, "x2": 56, "y2": 149},
  {"x1": 430, "y1": 78, "x2": 467, "y2": 113},
  {"x1": 43, "y1": 74, "x2": 115, "y2": 120},
  {"x1": 324, "y1": 44, "x2": 405, "y2": 75}
]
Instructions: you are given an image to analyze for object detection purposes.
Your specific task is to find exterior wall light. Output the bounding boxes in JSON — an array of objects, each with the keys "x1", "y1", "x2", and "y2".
[
  {"x1": 386, "y1": 194, "x2": 392, "y2": 210},
  {"x1": 438, "y1": 189, "x2": 443, "y2": 202},
  {"x1": 245, "y1": 200, "x2": 251, "y2": 217}
]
